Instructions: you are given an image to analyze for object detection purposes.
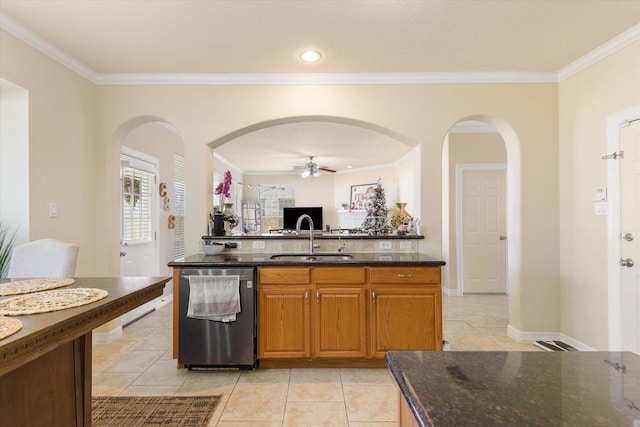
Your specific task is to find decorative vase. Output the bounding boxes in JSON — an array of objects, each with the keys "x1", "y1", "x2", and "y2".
[
  {"x1": 390, "y1": 202, "x2": 413, "y2": 230},
  {"x1": 223, "y1": 202, "x2": 239, "y2": 236}
]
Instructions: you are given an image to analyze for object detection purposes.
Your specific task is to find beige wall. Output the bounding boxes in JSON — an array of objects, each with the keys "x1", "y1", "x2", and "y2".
[
  {"x1": 447, "y1": 132, "x2": 507, "y2": 293},
  {"x1": 15, "y1": 26, "x2": 635, "y2": 343},
  {"x1": 558, "y1": 41, "x2": 640, "y2": 349},
  {"x1": 84, "y1": 82, "x2": 561, "y2": 335},
  {"x1": 0, "y1": 31, "x2": 97, "y2": 276}
]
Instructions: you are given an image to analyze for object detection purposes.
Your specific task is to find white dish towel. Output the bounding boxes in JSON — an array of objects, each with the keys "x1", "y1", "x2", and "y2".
[{"x1": 187, "y1": 275, "x2": 241, "y2": 322}]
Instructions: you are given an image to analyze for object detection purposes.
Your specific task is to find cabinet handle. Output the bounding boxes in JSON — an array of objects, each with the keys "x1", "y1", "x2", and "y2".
[
  {"x1": 397, "y1": 274, "x2": 412, "y2": 278},
  {"x1": 372, "y1": 290, "x2": 376, "y2": 304},
  {"x1": 316, "y1": 290, "x2": 320, "y2": 304},
  {"x1": 305, "y1": 291, "x2": 309, "y2": 304}
]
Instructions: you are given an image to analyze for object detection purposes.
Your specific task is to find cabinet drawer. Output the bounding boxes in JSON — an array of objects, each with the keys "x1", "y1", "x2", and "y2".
[
  {"x1": 369, "y1": 267, "x2": 440, "y2": 284},
  {"x1": 315, "y1": 267, "x2": 366, "y2": 284},
  {"x1": 259, "y1": 267, "x2": 311, "y2": 284}
]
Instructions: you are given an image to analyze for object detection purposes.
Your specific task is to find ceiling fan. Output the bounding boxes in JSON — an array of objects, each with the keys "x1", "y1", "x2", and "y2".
[{"x1": 293, "y1": 156, "x2": 336, "y2": 177}]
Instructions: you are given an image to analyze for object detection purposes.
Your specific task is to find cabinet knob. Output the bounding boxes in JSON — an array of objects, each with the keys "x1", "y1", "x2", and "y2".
[
  {"x1": 372, "y1": 290, "x2": 376, "y2": 304},
  {"x1": 397, "y1": 274, "x2": 412, "y2": 278},
  {"x1": 316, "y1": 291, "x2": 320, "y2": 304},
  {"x1": 305, "y1": 291, "x2": 309, "y2": 304}
]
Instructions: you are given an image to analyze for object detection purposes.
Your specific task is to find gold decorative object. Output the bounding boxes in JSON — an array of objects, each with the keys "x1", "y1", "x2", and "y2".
[
  {"x1": 390, "y1": 202, "x2": 413, "y2": 229},
  {"x1": 223, "y1": 202, "x2": 239, "y2": 236}
]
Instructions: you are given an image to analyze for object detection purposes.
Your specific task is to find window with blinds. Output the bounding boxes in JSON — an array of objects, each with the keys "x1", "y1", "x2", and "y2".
[
  {"x1": 174, "y1": 154, "x2": 185, "y2": 259},
  {"x1": 121, "y1": 166, "x2": 153, "y2": 243}
]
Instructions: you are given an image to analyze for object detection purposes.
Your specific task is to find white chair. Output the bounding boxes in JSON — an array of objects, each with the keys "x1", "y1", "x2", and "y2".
[{"x1": 7, "y1": 239, "x2": 79, "y2": 278}]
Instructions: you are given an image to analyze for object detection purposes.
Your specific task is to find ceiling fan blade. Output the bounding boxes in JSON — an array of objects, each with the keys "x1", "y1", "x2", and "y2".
[{"x1": 318, "y1": 166, "x2": 336, "y2": 173}]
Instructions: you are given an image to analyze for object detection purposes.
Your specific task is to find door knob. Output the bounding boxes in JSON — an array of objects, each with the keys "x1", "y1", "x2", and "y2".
[
  {"x1": 120, "y1": 251, "x2": 127, "y2": 257},
  {"x1": 499, "y1": 235, "x2": 507, "y2": 240},
  {"x1": 623, "y1": 233, "x2": 634, "y2": 242},
  {"x1": 619, "y1": 258, "x2": 634, "y2": 268}
]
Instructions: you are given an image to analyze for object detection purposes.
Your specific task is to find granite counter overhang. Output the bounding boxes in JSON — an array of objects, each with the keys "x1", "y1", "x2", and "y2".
[
  {"x1": 386, "y1": 350, "x2": 640, "y2": 427},
  {"x1": 169, "y1": 252, "x2": 445, "y2": 267}
]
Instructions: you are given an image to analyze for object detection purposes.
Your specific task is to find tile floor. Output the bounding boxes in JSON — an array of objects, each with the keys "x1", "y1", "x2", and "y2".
[{"x1": 92, "y1": 294, "x2": 540, "y2": 426}]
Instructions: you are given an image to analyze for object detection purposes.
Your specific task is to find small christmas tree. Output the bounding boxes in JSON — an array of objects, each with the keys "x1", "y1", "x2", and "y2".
[{"x1": 361, "y1": 179, "x2": 391, "y2": 235}]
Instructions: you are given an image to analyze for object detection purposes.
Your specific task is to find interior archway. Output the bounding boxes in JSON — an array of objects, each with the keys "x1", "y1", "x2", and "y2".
[
  {"x1": 442, "y1": 115, "x2": 522, "y2": 336},
  {"x1": 109, "y1": 116, "x2": 185, "y2": 276}
]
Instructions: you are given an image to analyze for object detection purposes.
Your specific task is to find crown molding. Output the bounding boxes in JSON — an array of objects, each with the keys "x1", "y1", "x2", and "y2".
[
  {"x1": 94, "y1": 71, "x2": 557, "y2": 85},
  {"x1": 558, "y1": 23, "x2": 640, "y2": 81},
  {"x1": 2, "y1": 11, "x2": 636, "y2": 86},
  {"x1": 0, "y1": 13, "x2": 97, "y2": 82}
]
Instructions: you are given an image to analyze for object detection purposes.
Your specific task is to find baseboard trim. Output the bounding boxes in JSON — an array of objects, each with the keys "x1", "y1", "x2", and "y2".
[
  {"x1": 92, "y1": 294, "x2": 173, "y2": 345},
  {"x1": 93, "y1": 326, "x2": 122, "y2": 344},
  {"x1": 506, "y1": 325, "x2": 595, "y2": 351},
  {"x1": 442, "y1": 287, "x2": 462, "y2": 296}
]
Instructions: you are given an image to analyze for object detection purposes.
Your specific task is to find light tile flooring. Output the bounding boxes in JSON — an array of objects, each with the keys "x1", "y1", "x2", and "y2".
[{"x1": 92, "y1": 294, "x2": 540, "y2": 426}]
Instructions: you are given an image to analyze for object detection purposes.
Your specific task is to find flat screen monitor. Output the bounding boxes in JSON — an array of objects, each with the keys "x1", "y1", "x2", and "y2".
[{"x1": 283, "y1": 207, "x2": 323, "y2": 231}]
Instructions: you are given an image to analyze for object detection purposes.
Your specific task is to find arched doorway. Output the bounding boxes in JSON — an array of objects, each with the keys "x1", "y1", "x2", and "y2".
[
  {"x1": 442, "y1": 115, "x2": 522, "y2": 340},
  {"x1": 114, "y1": 117, "x2": 185, "y2": 324}
]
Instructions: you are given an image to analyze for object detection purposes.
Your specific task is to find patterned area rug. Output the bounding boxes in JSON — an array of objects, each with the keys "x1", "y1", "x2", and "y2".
[
  {"x1": 0, "y1": 278, "x2": 74, "y2": 296},
  {"x1": 0, "y1": 288, "x2": 108, "y2": 315},
  {"x1": 0, "y1": 316, "x2": 22, "y2": 340},
  {"x1": 92, "y1": 395, "x2": 222, "y2": 427}
]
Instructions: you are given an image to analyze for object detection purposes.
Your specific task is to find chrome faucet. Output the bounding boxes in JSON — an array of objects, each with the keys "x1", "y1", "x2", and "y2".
[
  {"x1": 337, "y1": 230, "x2": 346, "y2": 253},
  {"x1": 296, "y1": 214, "x2": 315, "y2": 255}
]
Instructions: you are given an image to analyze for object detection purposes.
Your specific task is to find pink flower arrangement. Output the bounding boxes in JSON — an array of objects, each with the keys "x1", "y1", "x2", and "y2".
[{"x1": 215, "y1": 170, "x2": 232, "y2": 198}]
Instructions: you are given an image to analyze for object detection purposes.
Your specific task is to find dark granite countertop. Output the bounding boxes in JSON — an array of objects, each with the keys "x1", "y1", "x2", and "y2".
[
  {"x1": 202, "y1": 234, "x2": 424, "y2": 240},
  {"x1": 169, "y1": 252, "x2": 445, "y2": 267},
  {"x1": 386, "y1": 350, "x2": 640, "y2": 427}
]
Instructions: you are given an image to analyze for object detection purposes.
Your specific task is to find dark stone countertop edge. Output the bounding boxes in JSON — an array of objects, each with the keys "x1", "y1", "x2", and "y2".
[
  {"x1": 169, "y1": 253, "x2": 445, "y2": 267},
  {"x1": 386, "y1": 352, "x2": 431, "y2": 427},
  {"x1": 202, "y1": 234, "x2": 424, "y2": 240}
]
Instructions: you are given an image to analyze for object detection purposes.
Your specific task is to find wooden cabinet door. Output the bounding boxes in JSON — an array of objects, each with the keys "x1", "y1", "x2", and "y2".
[
  {"x1": 258, "y1": 285, "x2": 311, "y2": 358},
  {"x1": 370, "y1": 286, "x2": 442, "y2": 357},
  {"x1": 313, "y1": 286, "x2": 367, "y2": 358}
]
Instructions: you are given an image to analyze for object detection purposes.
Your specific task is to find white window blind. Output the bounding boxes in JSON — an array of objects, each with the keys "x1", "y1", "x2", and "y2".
[
  {"x1": 121, "y1": 166, "x2": 153, "y2": 243},
  {"x1": 174, "y1": 154, "x2": 185, "y2": 259}
]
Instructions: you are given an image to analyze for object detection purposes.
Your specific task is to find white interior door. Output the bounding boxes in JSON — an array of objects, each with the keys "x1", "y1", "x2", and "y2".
[
  {"x1": 459, "y1": 166, "x2": 507, "y2": 293},
  {"x1": 620, "y1": 119, "x2": 640, "y2": 354},
  {"x1": 120, "y1": 149, "x2": 158, "y2": 325}
]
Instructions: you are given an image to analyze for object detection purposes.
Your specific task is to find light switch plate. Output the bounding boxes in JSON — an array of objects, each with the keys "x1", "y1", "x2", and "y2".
[
  {"x1": 252, "y1": 241, "x2": 266, "y2": 249},
  {"x1": 399, "y1": 241, "x2": 412, "y2": 249},
  {"x1": 595, "y1": 201, "x2": 607, "y2": 215},
  {"x1": 48, "y1": 202, "x2": 58, "y2": 218}
]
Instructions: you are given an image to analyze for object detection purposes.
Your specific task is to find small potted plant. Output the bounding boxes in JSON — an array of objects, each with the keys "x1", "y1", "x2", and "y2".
[{"x1": 0, "y1": 222, "x2": 18, "y2": 278}]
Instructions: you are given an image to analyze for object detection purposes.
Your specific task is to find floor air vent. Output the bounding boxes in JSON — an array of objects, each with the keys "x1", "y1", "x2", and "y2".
[{"x1": 534, "y1": 340, "x2": 578, "y2": 351}]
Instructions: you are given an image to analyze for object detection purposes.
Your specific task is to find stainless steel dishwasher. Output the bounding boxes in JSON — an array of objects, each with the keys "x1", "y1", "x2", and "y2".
[{"x1": 178, "y1": 267, "x2": 256, "y2": 369}]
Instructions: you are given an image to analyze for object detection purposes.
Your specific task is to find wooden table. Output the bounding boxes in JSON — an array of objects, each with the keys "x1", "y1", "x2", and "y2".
[{"x1": 0, "y1": 276, "x2": 170, "y2": 427}]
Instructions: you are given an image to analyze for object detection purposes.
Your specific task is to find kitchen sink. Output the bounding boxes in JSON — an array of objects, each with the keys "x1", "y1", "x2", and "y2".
[{"x1": 270, "y1": 253, "x2": 353, "y2": 262}]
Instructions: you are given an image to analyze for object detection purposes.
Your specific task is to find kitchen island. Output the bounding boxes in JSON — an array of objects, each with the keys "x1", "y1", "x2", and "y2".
[
  {"x1": 169, "y1": 253, "x2": 445, "y2": 367},
  {"x1": 0, "y1": 276, "x2": 170, "y2": 427},
  {"x1": 386, "y1": 350, "x2": 640, "y2": 426}
]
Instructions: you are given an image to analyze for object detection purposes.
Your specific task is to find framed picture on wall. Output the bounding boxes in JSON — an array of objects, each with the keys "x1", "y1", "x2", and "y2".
[{"x1": 350, "y1": 183, "x2": 376, "y2": 210}]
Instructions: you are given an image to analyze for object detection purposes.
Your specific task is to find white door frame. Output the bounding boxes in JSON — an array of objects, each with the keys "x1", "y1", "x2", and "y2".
[
  {"x1": 120, "y1": 145, "x2": 160, "y2": 277},
  {"x1": 607, "y1": 105, "x2": 640, "y2": 351},
  {"x1": 456, "y1": 163, "x2": 508, "y2": 295}
]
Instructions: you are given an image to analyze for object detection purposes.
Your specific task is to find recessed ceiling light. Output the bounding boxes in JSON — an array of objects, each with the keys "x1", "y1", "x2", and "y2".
[{"x1": 300, "y1": 50, "x2": 321, "y2": 63}]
